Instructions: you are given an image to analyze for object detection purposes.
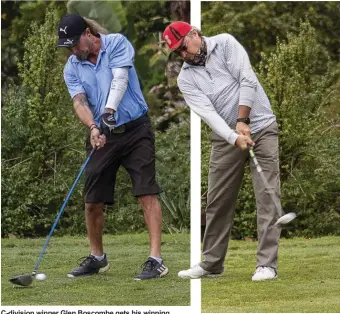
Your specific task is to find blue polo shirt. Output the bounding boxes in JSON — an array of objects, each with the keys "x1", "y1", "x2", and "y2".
[{"x1": 63, "y1": 33, "x2": 148, "y2": 126}]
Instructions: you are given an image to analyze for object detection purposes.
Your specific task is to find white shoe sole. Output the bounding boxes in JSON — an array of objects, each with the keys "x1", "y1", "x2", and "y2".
[
  {"x1": 134, "y1": 266, "x2": 169, "y2": 280},
  {"x1": 99, "y1": 263, "x2": 110, "y2": 273},
  {"x1": 252, "y1": 275, "x2": 278, "y2": 281}
]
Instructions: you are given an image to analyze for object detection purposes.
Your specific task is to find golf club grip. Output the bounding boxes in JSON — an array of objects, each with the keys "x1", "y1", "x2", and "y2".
[
  {"x1": 33, "y1": 147, "x2": 97, "y2": 273},
  {"x1": 248, "y1": 148, "x2": 262, "y2": 172}
]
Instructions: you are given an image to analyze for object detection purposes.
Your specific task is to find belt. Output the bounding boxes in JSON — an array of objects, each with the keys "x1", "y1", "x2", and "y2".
[{"x1": 109, "y1": 113, "x2": 150, "y2": 134}]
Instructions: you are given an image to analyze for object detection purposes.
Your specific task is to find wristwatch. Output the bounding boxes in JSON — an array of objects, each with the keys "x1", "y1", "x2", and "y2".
[{"x1": 236, "y1": 117, "x2": 251, "y2": 125}]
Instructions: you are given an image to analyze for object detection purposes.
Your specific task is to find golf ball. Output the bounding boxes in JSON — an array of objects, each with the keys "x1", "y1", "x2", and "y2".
[{"x1": 35, "y1": 273, "x2": 46, "y2": 280}]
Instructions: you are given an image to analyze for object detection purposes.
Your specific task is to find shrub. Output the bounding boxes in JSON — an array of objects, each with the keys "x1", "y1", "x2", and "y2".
[
  {"x1": 1, "y1": 9, "x2": 85, "y2": 237},
  {"x1": 259, "y1": 22, "x2": 340, "y2": 236}
]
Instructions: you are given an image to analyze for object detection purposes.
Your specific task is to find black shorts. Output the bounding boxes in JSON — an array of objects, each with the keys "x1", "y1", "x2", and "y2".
[{"x1": 84, "y1": 114, "x2": 162, "y2": 204}]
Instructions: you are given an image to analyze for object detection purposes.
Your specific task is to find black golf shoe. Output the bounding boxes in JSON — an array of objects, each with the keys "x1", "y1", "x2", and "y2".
[
  {"x1": 67, "y1": 254, "x2": 110, "y2": 277},
  {"x1": 134, "y1": 257, "x2": 168, "y2": 280}
]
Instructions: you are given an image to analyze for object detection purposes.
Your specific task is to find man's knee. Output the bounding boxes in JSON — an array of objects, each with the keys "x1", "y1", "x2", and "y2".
[
  {"x1": 85, "y1": 203, "x2": 104, "y2": 213},
  {"x1": 138, "y1": 195, "x2": 160, "y2": 211}
]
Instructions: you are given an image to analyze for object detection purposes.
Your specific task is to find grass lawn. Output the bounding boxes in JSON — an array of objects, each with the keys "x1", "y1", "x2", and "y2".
[
  {"x1": 202, "y1": 236, "x2": 340, "y2": 313},
  {"x1": 1, "y1": 233, "x2": 190, "y2": 306}
]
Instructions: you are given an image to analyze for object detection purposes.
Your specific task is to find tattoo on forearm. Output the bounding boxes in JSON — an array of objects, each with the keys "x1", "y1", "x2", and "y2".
[{"x1": 74, "y1": 93, "x2": 89, "y2": 108}]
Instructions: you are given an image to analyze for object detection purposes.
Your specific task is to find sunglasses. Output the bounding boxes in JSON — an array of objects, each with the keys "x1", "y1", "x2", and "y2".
[{"x1": 175, "y1": 37, "x2": 188, "y2": 54}]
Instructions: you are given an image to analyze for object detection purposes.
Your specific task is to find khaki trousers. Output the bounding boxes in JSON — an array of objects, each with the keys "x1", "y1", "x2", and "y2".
[{"x1": 201, "y1": 121, "x2": 281, "y2": 273}]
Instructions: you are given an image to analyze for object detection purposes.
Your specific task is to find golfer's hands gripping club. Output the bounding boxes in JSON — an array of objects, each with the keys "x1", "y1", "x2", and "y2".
[
  {"x1": 236, "y1": 121, "x2": 251, "y2": 137},
  {"x1": 90, "y1": 127, "x2": 106, "y2": 149},
  {"x1": 235, "y1": 121, "x2": 254, "y2": 150},
  {"x1": 235, "y1": 134, "x2": 254, "y2": 151},
  {"x1": 100, "y1": 108, "x2": 121, "y2": 137}
]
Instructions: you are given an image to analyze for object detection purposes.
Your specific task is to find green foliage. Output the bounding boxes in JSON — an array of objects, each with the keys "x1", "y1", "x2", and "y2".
[
  {"x1": 124, "y1": 1, "x2": 169, "y2": 43},
  {"x1": 160, "y1": 192, "x2": 190, "y2": 234},
  {"x1": 1, "y1": 1, "x2": 67, "y2": 83},
  {"x1": 2, "y1": 9, "x2": 85, "y2": 237},
  {"x1": 124, "y1": 1, "x2": 171, "y2": 93},
  {"x1": 202, "y1": 1, "x2": 340, "y2": 64},
  {"x1": 259, "y1": 22, "x2": 340, "y2": 237},
  {"x1": 259, "y1": 22, "x2": 332, "y2": 177},
  {"x1": 146, "y1": 84, "x2": 190, "y2": 130},
  {"x1": 155, "y1": 121, "x2": 190, "y2": 198},
  {"x1": 157, "y1": 121, "x2": 190, "y2": 233},
  {"x1": 201, "y1": 122, "x2": 211, "y2": 196},
  {"x1": 67, "y1": 0, "x2": 127, "y2": 33}
]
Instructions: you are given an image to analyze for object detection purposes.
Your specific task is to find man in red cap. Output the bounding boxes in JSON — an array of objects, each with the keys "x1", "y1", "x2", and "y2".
[{"x1": 164, "y1": 22, "x2": 282, "y2": 281}]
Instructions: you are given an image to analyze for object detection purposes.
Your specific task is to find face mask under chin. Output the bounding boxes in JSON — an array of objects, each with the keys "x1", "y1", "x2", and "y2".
[{"x1": 184, "y1": 38, "x2": 207, "y2": 66}]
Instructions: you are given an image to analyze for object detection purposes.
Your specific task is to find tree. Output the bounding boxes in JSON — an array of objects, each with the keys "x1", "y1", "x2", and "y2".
[
  {"x1": 202, "y1": 2, "x2": 340, "y2": 65},
  {"x1": 123, "y1": 1, "x2": 191, "y2": 130},
  {"x1": 1, "y1": 1, "x2": 67, "y2": 84},
  {"x1": 258, "y1": 22, "x2": 340, "y2": 237},
  {"x1": 67, "y1": 0, "x2": 127, "y2": 33}
]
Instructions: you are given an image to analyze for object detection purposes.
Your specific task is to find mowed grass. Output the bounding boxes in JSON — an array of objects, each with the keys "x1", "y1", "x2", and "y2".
[
  {"x1": 202, "y1": 236, "x2": 340, "y2": 313},
  {"x1": 1, "y1": 233, "x2": 190, "y2": 306}
]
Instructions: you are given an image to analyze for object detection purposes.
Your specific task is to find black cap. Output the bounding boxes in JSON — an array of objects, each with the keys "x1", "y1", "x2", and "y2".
[{"x1": 56, "y1": 14, "x2": 87, "y2": 48}]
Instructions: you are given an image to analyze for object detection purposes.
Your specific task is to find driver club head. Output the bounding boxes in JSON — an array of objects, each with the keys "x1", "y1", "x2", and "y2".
[
  {"x1": 9, "y1": 274, "x2": 34, "y2": 287},
  {"x1": 275, "y1": 212, "x2": 297, "y2": 226}
]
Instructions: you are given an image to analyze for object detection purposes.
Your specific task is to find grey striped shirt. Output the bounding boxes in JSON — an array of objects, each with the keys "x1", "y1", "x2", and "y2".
[{"x1": 177, "y1": 34, "x2": 276, "y2": 145}]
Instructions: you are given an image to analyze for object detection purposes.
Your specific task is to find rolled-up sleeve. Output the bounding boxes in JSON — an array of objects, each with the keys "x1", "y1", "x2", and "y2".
[
  {"x1": 63, "y1": 62, "x2": 85, "y2": 99},
  {"x1": 223, "y1": 34, "x2": 257, "y2": 108},
  {"x1": 178, "y1": 76, "x2": 238, "y2": 145}
]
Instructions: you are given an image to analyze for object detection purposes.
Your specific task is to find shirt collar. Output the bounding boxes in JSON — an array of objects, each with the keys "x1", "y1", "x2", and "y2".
[
  {"x1": 182, "y1": 36, "x2": 217, "y2": 69},
  {"x1": 99, "y1": 33, "x2": 110, "y2": 51}
]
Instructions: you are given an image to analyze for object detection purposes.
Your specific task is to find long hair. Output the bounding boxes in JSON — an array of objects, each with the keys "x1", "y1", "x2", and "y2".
[{"x1": 83, "y1": 17, "x2": 109, "y2": 35}]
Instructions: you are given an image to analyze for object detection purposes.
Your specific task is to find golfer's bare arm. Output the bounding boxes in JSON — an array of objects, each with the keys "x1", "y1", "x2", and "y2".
[
  {"x1": 238, "y1": 105, "x2": 251, "y2": 119},
  {"x1": 73, "y1": 93, "x2": 96, "y2": 128}
]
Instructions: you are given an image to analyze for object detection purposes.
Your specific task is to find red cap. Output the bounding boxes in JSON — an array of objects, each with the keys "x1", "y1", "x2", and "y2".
[{"x1": 163, "y1": 21, "x2": 192, "y2": 51}]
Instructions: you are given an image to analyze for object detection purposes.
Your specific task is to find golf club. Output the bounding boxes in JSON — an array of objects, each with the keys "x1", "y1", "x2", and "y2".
[
  {"x1": 248, "y1": 147, "x2": 296, "y2": 226},
  {"x1": 9, "y1": 146, "x2": 97, "y2": 287}
]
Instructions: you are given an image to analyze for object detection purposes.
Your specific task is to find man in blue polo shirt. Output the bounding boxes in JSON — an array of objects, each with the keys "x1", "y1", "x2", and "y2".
[{"x1": 57, "y1": 14, "x2": 168, "y2": 280}]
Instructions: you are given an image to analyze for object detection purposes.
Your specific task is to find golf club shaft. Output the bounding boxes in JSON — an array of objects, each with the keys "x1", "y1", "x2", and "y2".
[
  {"x1": 248, "y1": 148, "x2": 284, "y2": 217},
  {"x1": 32, "y1": 147, "x2": 97, "y2": 274}
]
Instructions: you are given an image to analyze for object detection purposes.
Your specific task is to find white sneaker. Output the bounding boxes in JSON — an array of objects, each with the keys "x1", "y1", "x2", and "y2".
[
  {"x1": 252, "y1": 266, "x2": 278, "y2": 281},
  {"x1": 178, "y1": 264, "x2": 222, "y2": 279}
]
